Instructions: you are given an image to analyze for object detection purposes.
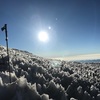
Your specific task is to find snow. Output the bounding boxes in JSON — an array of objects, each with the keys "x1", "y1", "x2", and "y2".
[{"x1": 0, "y1": 45, "x2": 100, "y2": 100}]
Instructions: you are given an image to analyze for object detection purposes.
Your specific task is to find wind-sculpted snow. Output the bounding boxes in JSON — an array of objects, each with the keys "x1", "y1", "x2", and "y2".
[{"x1": 0, "y1": 45, "x2": 100, "y2": 100}]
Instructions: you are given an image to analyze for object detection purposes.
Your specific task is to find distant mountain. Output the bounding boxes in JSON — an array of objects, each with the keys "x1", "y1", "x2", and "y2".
[{"x1": 75, "y1": 59, "x2": 100, "y2": 63}]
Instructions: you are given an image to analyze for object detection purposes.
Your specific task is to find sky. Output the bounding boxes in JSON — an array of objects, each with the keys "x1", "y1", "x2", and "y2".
[{"x1": 0, "y1": 0, "x2": 100, "y2": 60}]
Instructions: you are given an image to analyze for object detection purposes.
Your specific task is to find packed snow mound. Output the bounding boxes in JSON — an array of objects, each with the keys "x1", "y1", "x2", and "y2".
[{"x1": 0, "y1": 45, "x2": 100, "y2": 100}]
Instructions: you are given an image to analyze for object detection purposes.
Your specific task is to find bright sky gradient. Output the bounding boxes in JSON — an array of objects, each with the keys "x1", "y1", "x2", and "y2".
[{"x1": 0, "y1": 0, "x2": 100, "y2": 60}]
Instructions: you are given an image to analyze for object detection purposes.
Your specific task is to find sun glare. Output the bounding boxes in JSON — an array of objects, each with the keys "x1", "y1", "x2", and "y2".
[{"x1": 38, "y1": 31, "x2": 49, "y2": 42}]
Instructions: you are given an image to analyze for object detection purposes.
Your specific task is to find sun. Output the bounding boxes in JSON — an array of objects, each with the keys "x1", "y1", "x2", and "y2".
[{"x1": 38, "y1": 31, "x2": 49, "y2": 42}]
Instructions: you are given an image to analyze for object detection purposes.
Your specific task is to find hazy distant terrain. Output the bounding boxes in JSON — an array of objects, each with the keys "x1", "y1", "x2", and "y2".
[{"x1": 0, "y1": 45, "x2": 100, "y2": 100}]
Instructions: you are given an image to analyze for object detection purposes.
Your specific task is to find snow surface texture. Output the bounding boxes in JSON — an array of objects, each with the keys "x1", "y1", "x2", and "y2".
[{"x1": 0, "y1": 45, "x2": 100, "y2": 100}]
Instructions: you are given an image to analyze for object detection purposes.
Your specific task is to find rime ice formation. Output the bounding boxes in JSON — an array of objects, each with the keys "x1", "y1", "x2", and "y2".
[{"x1": 0, "y1": 45, "x2": 100, "y2": 100}]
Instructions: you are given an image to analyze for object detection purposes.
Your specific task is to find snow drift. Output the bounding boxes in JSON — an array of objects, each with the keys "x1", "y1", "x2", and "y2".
[{"x1": 0, "y1": 45, "x2": 100, "y2": 100}]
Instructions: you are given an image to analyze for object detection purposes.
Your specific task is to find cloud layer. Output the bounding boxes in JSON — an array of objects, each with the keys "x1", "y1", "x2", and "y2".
[{"x1": 54, "y1": 54, "x2": 100, "y2": 61}]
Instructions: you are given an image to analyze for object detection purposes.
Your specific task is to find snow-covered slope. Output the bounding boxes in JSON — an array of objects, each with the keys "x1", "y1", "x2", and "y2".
[{"x1": 0, "y1": 45, "x2": 100, "y2": 100}]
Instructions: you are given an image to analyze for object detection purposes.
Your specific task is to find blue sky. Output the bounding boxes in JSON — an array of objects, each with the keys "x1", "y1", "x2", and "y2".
[{"x1": 0, "y1": 0, "x2": 100, "y2": 58}]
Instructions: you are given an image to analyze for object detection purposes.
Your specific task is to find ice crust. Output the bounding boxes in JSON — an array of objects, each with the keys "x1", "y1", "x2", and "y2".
[{"x1": 0, "y1": 45, "x2": 100, "y2": 100}]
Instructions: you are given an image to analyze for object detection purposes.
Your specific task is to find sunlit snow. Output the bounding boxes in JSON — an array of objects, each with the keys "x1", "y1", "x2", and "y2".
[{"x1": 0, "y1": 45, "x2": 100, "y2": 100}]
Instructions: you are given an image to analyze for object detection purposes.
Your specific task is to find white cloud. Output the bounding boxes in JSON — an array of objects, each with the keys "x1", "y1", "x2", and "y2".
[{"x1": 53, "y1": 54, "x2": 100, "y2": 61}]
